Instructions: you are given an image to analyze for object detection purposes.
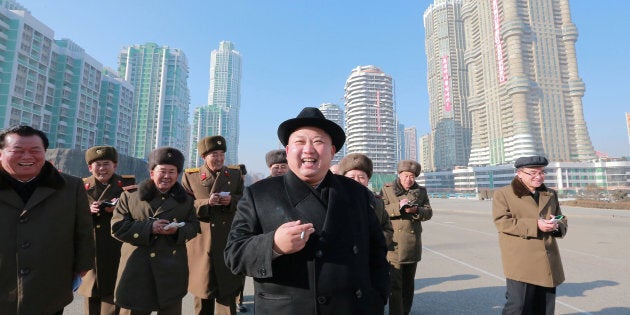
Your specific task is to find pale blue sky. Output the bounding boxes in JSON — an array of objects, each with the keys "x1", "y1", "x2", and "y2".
[{"x1": 19, "y1": 0, "x2": 630, "y2": 174}]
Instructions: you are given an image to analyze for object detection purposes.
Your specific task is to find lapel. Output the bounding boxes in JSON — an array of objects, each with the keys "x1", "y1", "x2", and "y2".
[
  {"x1": 283, "y1": 171, "x2": 326, "y2": 231},
  {"x1": 1, "y1": 188, "x2": 25, "y2": 210},
  {"x1": 210, "y1": 166, "x2": 231, "y2": 193},
  {"x1": 25, "y1": 186, "x2": 57, "y2": 210},
  {"x1": 153, "y1": 195, "x2": 178, "y2": 218},
  {"x1": 321, "y1": 175, "x2": 353, "y2": 240},
  {"x1": 538, "y1": 191, "x2": 552, "y2": 213}
]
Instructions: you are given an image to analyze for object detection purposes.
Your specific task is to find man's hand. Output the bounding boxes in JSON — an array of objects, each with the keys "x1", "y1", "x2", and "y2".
[
  {"x1": 152, "y1": 219, "x2": 177, "y2": 235},
  {"x1": 218, "y1": 194, "x2": 231, "y2": 206},
  {"x1": 89, "y1": 201, "x2": 100, "y2": 214},
  {"x1": 537, "y1": 215, "x2": 559, "y2": 232},
  {"x1": 273, "y1": 220, "x2": 315, "y2": 255}
]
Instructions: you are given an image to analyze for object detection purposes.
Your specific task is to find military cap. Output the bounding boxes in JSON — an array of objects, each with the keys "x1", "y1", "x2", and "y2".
[
  {"x1": 397, "y1": 160, "x2": 422, "y2": 177},
  {"x1": 277, "y1": 107, "x2": 345, "y2": 153},
  {"x1": 85, "y1": 146, "x2": 118, "y2": 164},
  {"x1": 265, "y1": 149, "x2": 287, "y2": 167},
  {"x1": 514, "y1": 155, "x2": 549, "y2": 169},
  {"x1": 338, "y1": 153, "x2": 373, "y2": 179},
  {"x1": 197, "y1": 136, "x2": 227, "y2": 157},
  {"x1": 148, "y1": 147, "x2": 185, "y2": 173}
]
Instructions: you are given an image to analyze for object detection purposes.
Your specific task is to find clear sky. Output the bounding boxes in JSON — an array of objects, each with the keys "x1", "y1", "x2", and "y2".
[{"x1": 18, "y1": 0, "x2": 630, "y2": 175}]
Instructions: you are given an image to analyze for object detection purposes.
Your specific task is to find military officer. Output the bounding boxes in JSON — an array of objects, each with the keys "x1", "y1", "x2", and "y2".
[
  {"x1": 380, "y1": 160, "x2": 433, "y2": 315},
  {"x1": 182, "y1": 136, "x2": 245, "y2": 315},
  {"x1": 111, "y1": 147, "x2": 200, "y2": 315},
  {"x1": 79, "y1": 146, "x2": 135, "y2": 315}
]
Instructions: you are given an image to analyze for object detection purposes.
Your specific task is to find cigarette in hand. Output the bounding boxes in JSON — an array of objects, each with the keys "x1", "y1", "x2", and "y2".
[{"x1": 300, "y1": 231, "x2": 305, "y2": 240}]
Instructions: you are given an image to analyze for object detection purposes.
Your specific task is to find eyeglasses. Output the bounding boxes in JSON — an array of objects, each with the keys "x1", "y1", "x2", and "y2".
[{"x1": 520, "y1": 169, "x2": 547, "y2": 177}]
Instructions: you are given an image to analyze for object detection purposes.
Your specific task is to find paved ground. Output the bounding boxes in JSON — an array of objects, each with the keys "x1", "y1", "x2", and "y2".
[{"x1": 62, "y1": 198, "x2": 630, "y2": 314}]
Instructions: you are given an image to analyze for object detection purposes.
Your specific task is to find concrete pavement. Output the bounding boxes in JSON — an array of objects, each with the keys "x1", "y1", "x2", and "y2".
[{"x1": 62, "y1": 198, "x2": 630, "y2": 314}]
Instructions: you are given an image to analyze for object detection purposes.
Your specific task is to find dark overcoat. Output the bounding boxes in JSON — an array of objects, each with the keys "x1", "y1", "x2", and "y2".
[
  {"x1": 380, "y1": 181, "x2": 432, "y2": 264},
  {"x1": 111, "y1": 179, "x2": 200, "y2": 311},
  {"x1": 225, "y1": 171, "x2": 390, "y2": 315},
  {"x1": 0, "y1": 162, "x2": 94, "y2": 314},
  {"x1": 492, "y1": 177, "x2": 567, "y2": 288},
  {"x1": 181, "y1": 164, "x2": 244, "y2": 299},
  {"x1": 78, "y1": 173, "x2": 134, "y2": 298}
]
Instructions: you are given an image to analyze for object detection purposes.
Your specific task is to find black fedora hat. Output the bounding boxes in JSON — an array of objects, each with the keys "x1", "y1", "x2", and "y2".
[{"x1": 277, "y1": 107, "x2": 345, "y2": 153}]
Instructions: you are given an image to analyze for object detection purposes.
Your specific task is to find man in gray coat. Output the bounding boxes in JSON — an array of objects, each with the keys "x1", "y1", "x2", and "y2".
[
  {"x1": 225, "y1": 107, "x2": 389, "y2": 315},
  {"x1": 0, "y1": 125, "x2": 94, "y2": 315},
  {"x1": 493, "y1": 155, "x2": 568, "y2": 315}
]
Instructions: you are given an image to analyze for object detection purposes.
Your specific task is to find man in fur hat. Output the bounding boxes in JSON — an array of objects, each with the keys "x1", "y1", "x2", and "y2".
[
  {"x1": 492, "y1": 156, "x2": 567, "y2": 315},
  {"x1": 182, "y1": 136, "x2": 244, "y2": 315},
  {"x1": 225, "y1": 107, "x2": 389, "y2": 315},
  {"x1": 337, "y1": 153, "x2": 393, "y2": 249},
  {"x1": 265, "y1": 149, "x2": 288, "y2": 177},
  {"x1": 380, "y1": 160, "x2": 433, "y2": 315},
  {"x1": 79, "y1": 146, "x2": 135, "y2": 315},
  {"x1": 111, "y1": 147, "x2": 199, "y2": 315}
]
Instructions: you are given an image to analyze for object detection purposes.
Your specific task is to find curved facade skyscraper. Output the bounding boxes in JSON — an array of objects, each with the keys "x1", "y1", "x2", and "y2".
[{"x1": 344, "y1": 65, "x2": 397, "y2": 175}]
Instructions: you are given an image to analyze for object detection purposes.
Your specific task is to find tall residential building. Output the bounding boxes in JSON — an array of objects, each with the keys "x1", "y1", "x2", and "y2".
[
  {"x1": 344, "y1": 65, "x2": 397, "y2": 175},
  {"x1": 626, "y1": 113, "x2": 630, "y2": 153},
  {"x1": 207, "y1": 41, "x2": 241, "y2": 165},
  {"x1": 0, "y1": 2, "x2": 135, "y2": 154},
  {"x1": 424, "y1": 0, "x2": 472, "y2": 171},
  {"x1": 118, "y1": 43, "x2": 190, "y2": 159},
  {"x1": 419, "y1": 133, "x2": 434, "y2": 171},
  {"x1": 461, "y1": 0, "x2": 595, "y2": 165},
  {"x1": 404, "y1": 126, "x2": 418, "y2": 161},
  {"x1": 98, "y1": 68, "x2": 134, "y2": 155},
  {"x1": 319, "y1": 102, "x2": 345, "y2": 165},
  {"x1": 189, "y1": 104, "x2": 228, "y2": 167},
  {"x1": 0, "y1": 4, "x2": 54, "y2": 132}
]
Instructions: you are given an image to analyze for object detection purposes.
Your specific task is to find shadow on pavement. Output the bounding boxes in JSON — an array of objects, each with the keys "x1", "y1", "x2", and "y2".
[{"x1": 558, "y1": 280, "x2": 618, "y2": 297}]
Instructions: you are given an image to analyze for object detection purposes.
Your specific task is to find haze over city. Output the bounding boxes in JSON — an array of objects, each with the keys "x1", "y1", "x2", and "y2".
[{"x1": 18, "y1": 0, "x2": 630, "y2": 174}]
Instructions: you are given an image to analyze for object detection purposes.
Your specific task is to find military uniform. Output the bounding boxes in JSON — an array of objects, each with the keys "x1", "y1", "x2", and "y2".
[
  {"x1": 182, "y1": 164, "x2": 244, "y2": 314},
  {"x1": 111, "y1": 179, "x2": 200, "y2": 313},
  {"x1": 381, "y1": 180, "x2": 432, "y2": 315},
  {"x1": 78, "y1": 174, "x2": 135, "y2": 314}
]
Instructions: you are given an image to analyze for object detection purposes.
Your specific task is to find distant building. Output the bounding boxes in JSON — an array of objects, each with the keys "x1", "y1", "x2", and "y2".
[
  {"x1": 206, "y1": 41, "x2": 242, "y2": 165},
  {"x1": 98, "y1": 68, "x2": 134, "y2": 155},
  {"x1": 0, "y1": 4, "x2": 133, "y2": 153},
  {"x1": 626, "y1": 113, "x2": 630, "y2": 153},
  {"x1": 419, "y1": 133, "x2": 434, "y2": 172},
  {"x1": 189, "y1": 104, "x2": 228, "y2": 167},
  {"x1": 344, "y1": 65, "x2": 397, "y2": 175},
  {"x1": 404, "y1": 127, "x2": 418, "y2": 161},
  {"x1": 118, "y1": 42, "x2": 190, "y2": 159},
  {"x1": 423, "y1": 0, "x2": 472, "y2": 171},
  {"x1": 319, "y1": 102, "x2": 345, "y2": 165},
  {"x1": 460, "y1": 0, "x2": 595, "y2": 165}
]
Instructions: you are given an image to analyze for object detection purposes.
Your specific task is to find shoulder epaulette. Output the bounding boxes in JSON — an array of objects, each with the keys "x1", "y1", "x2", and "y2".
[
  {"x1": 185, "y1": 168, "x2": 200, "y2": 173},
  {"x1": 122, "y1": 175, "x2": 135, "y2": 179},
  {"x1": 82, "y1": 177, "x2": 90, "y2": 182},
  {"x1": 228, "y1": 165, "x2": 240, "y2": 170},
  {"x1": 122, "y1": 184, "x2": 138, "y2": 191}
]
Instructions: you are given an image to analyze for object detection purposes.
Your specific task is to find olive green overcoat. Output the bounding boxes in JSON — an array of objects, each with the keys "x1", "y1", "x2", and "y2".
[
  {"x1": 380, "y1": 181, "x2": 432, "y2": 264},
  {"x1": 111, "y1": 179, "x2": 200, "y2": 311},
  {"x1": 181, "y1": 164, "x2": 244, "y2": 299}
]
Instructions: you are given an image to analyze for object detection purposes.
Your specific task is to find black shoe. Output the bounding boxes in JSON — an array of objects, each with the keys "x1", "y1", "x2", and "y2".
[{"x1": 237, "y1": 304, "x2": 248, "y2": 313}]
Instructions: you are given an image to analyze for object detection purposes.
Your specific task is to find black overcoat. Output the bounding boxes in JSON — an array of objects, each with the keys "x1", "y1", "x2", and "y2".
[{"x1": 225, "y1": 171, "x2": 389, "y2": 315}]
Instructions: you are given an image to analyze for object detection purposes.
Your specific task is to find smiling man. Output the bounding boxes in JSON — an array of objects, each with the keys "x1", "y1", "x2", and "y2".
[
  {"x1": 225, "y1": 107, "x2": 389, "y2": 315},
  {"x1": 0, "y1": 125, "x2": 94, "y2": 315},
  {"x1": 492, "y1": 156, "x2": 568, "y2": 315},
  {"x1": 79, "y1": 146, "x2": 135, "y2": 315}
]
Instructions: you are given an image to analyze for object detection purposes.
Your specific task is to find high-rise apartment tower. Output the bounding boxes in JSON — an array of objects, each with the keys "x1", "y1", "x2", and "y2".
[
  {"x1": 207, "y1": 41, "x2": 242, "y2": 165},
  {"x1": 461, "y1": 0, "x2": 595, "y2": 164},
  {"x1": 118, "y1": 43, "x2": 190, "y2": 159},
  {"x1": 319, "y1": 102, "x2": 345, "y2": 165},
  {"x1": 344, "y1": 65, "x2": 397, "y2": 175},
  {"x1": 423, "y1": 0, "x2": 472, "y2": 171}
]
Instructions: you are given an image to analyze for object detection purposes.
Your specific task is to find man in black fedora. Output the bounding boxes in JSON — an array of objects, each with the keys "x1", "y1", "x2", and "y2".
[{"x1": 225, "y1": 107, "x2": 390, "y2": 314}]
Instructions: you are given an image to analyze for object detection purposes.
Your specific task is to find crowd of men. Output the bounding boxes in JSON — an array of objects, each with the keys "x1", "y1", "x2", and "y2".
[{"x1": 0, "y1": 107, "x2": 567, "y2": 315}]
